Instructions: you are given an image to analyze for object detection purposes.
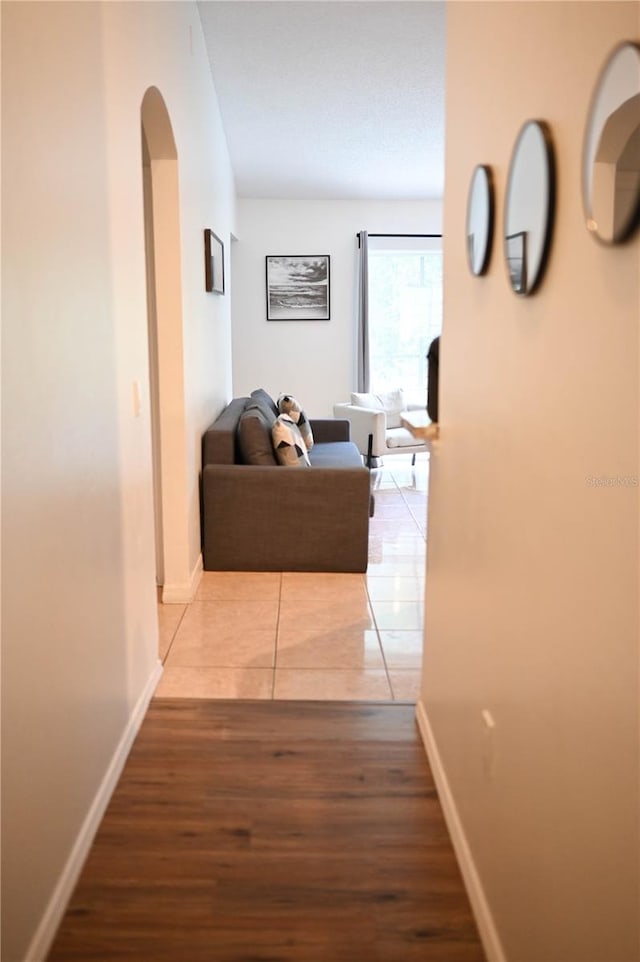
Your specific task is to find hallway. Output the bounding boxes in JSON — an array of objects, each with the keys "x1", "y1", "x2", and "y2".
[
  {"x1": 46, "y1": 699, "x2": 486, "y2": 962},
  {"x1": 156, "y1": 455, "x2": 428, "y2": 702},
  {"x1": 44, "y1": 456, "x2": 489, "y2": 962}
]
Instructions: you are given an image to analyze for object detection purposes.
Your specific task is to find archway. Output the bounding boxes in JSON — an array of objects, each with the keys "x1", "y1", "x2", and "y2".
[{"x1": 141, "y1": 86, "x2": 191, "y2": 607}]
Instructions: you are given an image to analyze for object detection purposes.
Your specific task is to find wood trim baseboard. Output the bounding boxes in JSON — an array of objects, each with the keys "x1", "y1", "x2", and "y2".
[
  {"x1": 25, "y1": 660, "x2": 163, "y2": 962},
  {"x1": 161, "y1": 552, "x2": 203, "y2": 604},
  {"x1": 415, "y1": 698, "x2": 507, "y2": 962}
]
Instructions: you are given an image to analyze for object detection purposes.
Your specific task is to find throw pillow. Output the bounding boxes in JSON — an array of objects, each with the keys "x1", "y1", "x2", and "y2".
[
  {"x1": 350, "y1": 389, "x2": 405, "y2": 428},
  {"x1": 250, "y1": 388, "x2": 279, "y2": 418},
  {"x1": 238, "y1": 407, "x2": 278, "y2": 466},
  {"x1": 245, "y1": 395, "x2": 277, "y2": 429},
  {"x1": 271, "y1": 414, "x2": 311, "y2": 467},
  {"x1": 277, "y1": 393, "x2": 314, "y2": 450}
]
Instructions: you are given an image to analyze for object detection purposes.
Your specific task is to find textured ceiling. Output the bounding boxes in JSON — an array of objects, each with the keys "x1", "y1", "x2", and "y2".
[{"x1": 197, "y1": 1, "x2": 445, "y2": 200}]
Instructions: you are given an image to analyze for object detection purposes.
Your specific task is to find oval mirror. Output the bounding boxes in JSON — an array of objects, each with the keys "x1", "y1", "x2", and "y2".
[
  {"x1": 582, "y1": 41, "x2": 640, "y2": 245},
  {"x1": 504, "y1": 120, "x2": 555, "y2": 295},
  {"x1": 466, "y1": 165, "x2": 494, "y2": 276}
]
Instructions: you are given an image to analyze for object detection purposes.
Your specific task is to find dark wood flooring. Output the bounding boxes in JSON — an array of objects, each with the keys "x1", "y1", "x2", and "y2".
[{"x1": 47, "y1": 700, "x2": 485, "y2": 962}]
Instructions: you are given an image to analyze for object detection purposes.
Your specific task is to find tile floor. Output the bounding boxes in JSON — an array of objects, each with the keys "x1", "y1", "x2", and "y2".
[{"x1": 155, "y1": 454, "x2": 428, "y2": 703}]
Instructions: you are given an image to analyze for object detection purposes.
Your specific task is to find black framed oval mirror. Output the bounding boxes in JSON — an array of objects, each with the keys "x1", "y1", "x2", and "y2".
[
  {"x1": 466, "y1": 165, "x2": 494, "y2": 276},
  {"x1": 582, "y1": 41, "x2": 640, "y2": 245},
  {"x1": 504, "y1": 120, "x2": 556, "y2": 296}
]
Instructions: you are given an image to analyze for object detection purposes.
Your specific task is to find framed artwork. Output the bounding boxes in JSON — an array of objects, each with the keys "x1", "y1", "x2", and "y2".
[
  {"x1": 265, "y1": 255, "x2": 330, "y2": 320},
  {"x1": 204, "y1": 229, "x2": 225, "y2": 294},
  {"x1": 505, "y1": 231, "x2": 527, "y2": 294}
]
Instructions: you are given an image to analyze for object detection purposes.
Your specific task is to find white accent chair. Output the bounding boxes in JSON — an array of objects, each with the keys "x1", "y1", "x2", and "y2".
[{"x1": 333, "y1": 389, "x2": 430, "y2": 468}]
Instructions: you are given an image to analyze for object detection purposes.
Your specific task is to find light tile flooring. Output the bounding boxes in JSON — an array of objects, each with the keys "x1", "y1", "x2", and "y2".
[{"x1": 155, "y1": 454, "x2": 428, "y2": 703}]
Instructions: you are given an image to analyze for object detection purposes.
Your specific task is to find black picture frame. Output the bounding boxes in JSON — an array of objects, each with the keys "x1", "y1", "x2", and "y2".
[
  {"x1": 265, "y1": 255, "x2": 330, "y2": 321},
  {"x1": 204, "y1": 229, "x2": 225, "y2": 294}
]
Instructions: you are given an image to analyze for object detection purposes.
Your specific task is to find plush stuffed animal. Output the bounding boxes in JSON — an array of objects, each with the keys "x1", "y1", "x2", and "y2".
[{"x1": 277, "y1": 394, "x2": 314, "y2": 450}]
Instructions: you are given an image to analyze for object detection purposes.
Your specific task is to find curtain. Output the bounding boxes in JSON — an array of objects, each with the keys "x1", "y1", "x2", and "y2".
[{"x1": 356, "y1": 230, "x2": 370, "y2": 393}]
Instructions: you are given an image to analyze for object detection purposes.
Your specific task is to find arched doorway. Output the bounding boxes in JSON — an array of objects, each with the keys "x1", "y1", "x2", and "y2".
[{"x1": 140, "y1": 87, "x2": 191, "y2": 607}]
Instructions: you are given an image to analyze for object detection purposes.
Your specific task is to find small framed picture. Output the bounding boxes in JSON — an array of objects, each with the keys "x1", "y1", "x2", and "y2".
[
  {"x1": 204, "y1": 229, "x2": 225, "y2": 294},
  {"x1": 265, "y1": 255, "x2": 330, "y2": 320}
]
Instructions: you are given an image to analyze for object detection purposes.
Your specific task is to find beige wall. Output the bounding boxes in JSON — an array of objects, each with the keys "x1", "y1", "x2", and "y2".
[
  {"x1": 421, "y1": 3, "x2": 639, "y2": 961},
  {"x1": 1, "y1": 3, "x2": 235, "y2": 959}
]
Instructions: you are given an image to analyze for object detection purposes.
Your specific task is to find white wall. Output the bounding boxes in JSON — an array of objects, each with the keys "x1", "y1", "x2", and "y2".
[
  {"x1": 102, "y1": 2, "x2": 236, "y2": 597},
  {"x1": 1, "y1": 3, "x2": 235, "y2": 959},
  {"x1": 232, "y1": 199, "x2": 442, "y2": 416},
  {"x1": 421, "y1": 3, "x2": 639, "y2": 961}
]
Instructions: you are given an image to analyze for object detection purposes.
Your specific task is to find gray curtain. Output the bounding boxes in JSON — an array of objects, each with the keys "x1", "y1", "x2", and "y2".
[{"x1": 356, "y1": 230, "x2": 370, "y2": 393}]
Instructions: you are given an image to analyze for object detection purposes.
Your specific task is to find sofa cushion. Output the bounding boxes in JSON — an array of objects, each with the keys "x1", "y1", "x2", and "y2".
[
  {"x1": 246, "y1": 394, "x2": 277, "y2": 427},
  {"x1": 309, "y1": 440, "x2": 364, "y2": 469},
  {"x1": 386, "y1": 427, "x2": 423, "y2": 449},
  {"x1": 250, "y1": 388, "x2": 279, "y2": 418},
  {"x1": 277, "y1": 393, "x2": 314, "y2": 450},
  {"x1": 350, "y1": 388, "x2": 405, "y2": 428},
  {"x1": 272, "y1": 414, "x2": 311, "y2": 467},
  {"x1": 238, "y1": 407, "x2": 278, "y2": 466},
  {"x1": 202, "y1": 396, "x2": 251, "y2": 466}
]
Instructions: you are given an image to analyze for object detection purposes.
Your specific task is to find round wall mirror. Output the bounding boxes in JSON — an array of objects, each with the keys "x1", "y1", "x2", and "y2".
[
  {"x1": 504, "y1": 120, "x2": 555, "y2": 295},
  {"x1": 582, "y1": 41, "x2": 640, "y2": 245},
  {"x1": 466, "y1": 165, "x2": 494, "y2": 276}
]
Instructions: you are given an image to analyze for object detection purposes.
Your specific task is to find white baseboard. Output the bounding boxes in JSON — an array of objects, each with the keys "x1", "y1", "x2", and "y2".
[
  {"x1": 415, "y1": 698, "x2": 507, "y2": 962},
  {"x1": 161, "y1": 552, "x2": 203, "y2": 604},
  {"x1": 25, "y1": 660, "x2": 163, "y2": 962}
]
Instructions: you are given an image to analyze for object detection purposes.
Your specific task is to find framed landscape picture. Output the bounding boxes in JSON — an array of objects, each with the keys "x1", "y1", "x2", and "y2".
[{"x1": 266, "y1": 255, "x2": 330, "y2": 321}]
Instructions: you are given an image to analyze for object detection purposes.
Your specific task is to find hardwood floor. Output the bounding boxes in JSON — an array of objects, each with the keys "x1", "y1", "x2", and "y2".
[{"x1": 47, "y1": 700, "x2": 485, "y2": 962}]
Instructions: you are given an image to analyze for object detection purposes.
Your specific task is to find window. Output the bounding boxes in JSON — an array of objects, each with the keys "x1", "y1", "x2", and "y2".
[{"x1": 367, "y1": 235, "x2": 442, "y2": 406}]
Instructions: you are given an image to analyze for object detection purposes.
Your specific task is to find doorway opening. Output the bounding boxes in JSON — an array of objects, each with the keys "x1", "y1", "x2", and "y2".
[{"x1": 141, "y1": 86, "x2": 190, "y2": 616}]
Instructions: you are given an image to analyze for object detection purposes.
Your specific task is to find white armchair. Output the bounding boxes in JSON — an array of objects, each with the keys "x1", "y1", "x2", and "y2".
[{"x1": 333, "y1": 389, "x2": 432, "y2": 468}]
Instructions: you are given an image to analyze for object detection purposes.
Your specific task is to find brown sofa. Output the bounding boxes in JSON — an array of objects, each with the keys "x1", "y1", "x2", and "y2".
[{"x1": 201, "y1": 389, "x2": 371, "y2": 572}]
